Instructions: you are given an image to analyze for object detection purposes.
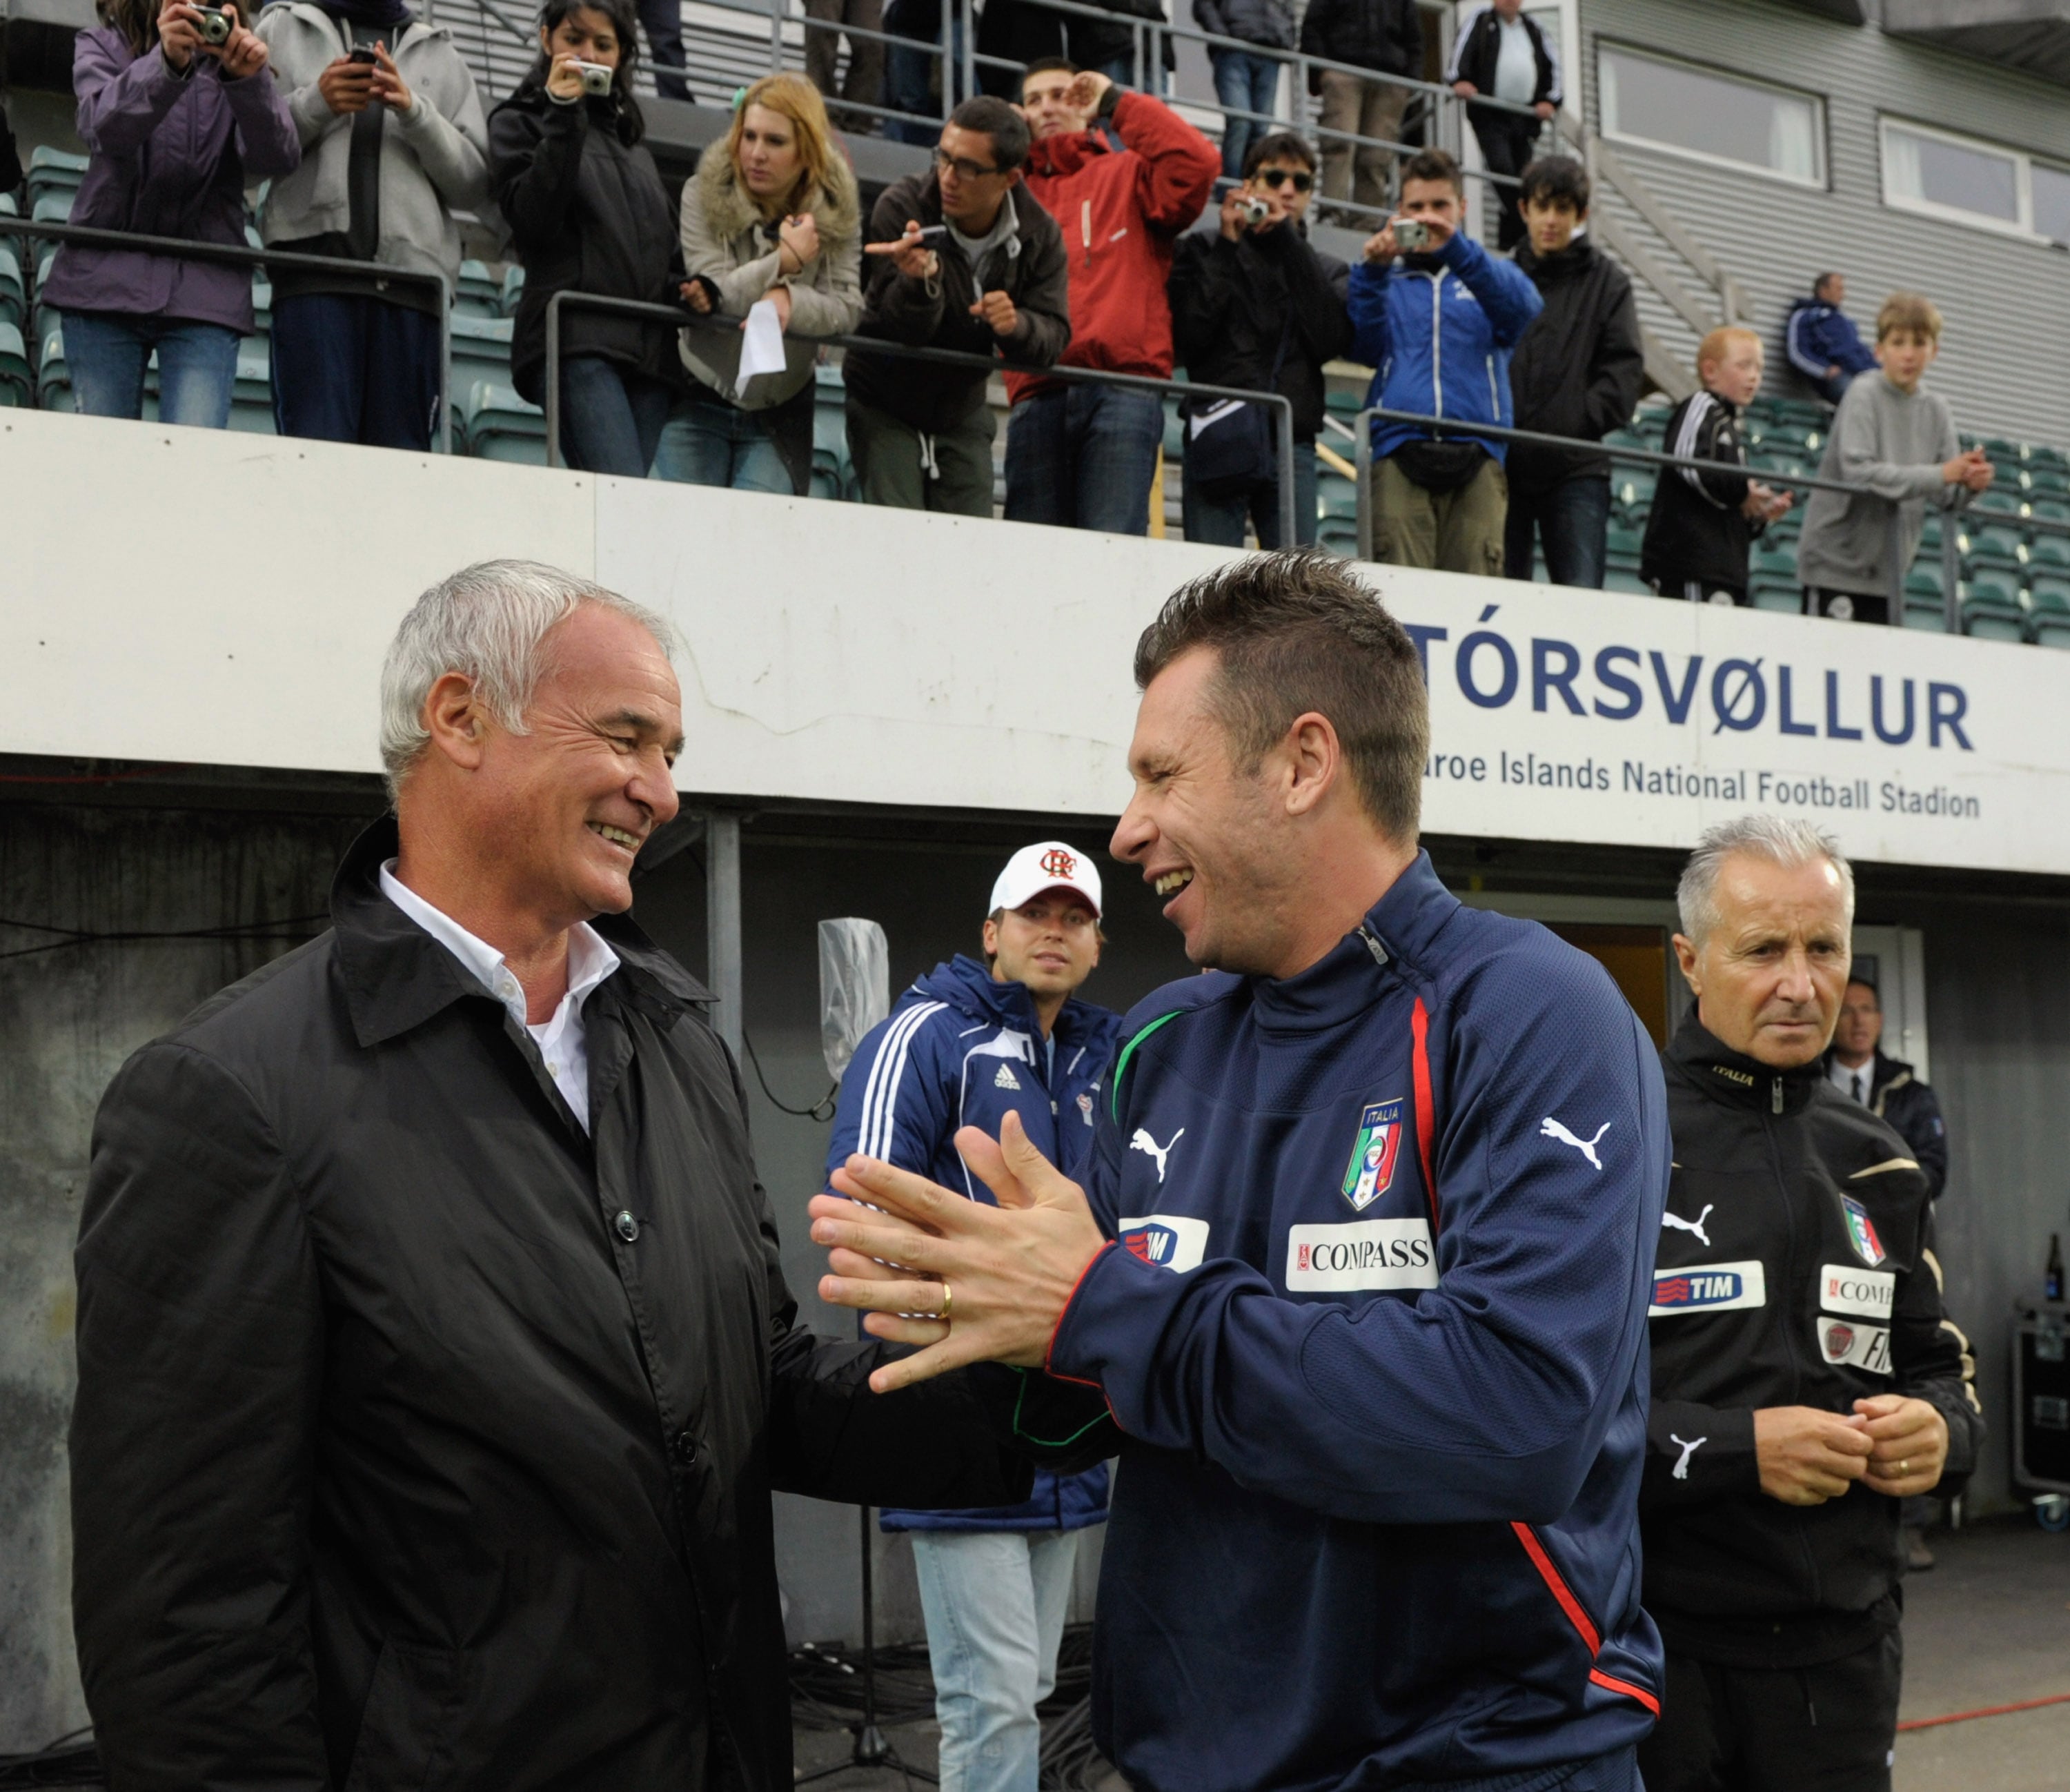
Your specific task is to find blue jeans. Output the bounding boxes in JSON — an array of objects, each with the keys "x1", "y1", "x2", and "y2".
[
  {"x1": 1505, "y1": 474, "x2": 1611, "y2": 589},
  {"x1": 1003, "y1": 384, "x2": 1163, "y2": 535},
  {"x1": 62, "y1": 311, "x2": 239, "y2": 429},
  {"x1": 558, "y1": 355, "x2": 673, "y2": 477},
  {"x1": 1210, "y1": 48, "x2": 1280, "y2": 179},
  {"x1": 651, "y1": 393, "x2": 793, "y2": 493},
  {"x1": 911, "y1": 1530, "x2": 1081, "y2": 1792},
  {"x1": 884, "y1": 4, "x2": 964, "y2": 144},
  {"x1": 271, "y1": 293, "x2": 442, "y2": 451},
  {"x1": 1183, "y1": 432, "x2": 1317, "y2": 548}
]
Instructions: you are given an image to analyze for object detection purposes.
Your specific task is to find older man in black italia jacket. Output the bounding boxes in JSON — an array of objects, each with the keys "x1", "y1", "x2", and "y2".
[
  {"x1": 70, "y1": 562, "x2": 1055, "y2": 1789},
  {"x1": 1644, "y1": 816, "x2": 1981, "y2": 1792}
]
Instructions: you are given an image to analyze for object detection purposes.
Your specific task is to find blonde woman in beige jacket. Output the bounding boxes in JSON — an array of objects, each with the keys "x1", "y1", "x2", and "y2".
[{"x1": 653, "y1": 72, "x2": 862, "y2": 495}]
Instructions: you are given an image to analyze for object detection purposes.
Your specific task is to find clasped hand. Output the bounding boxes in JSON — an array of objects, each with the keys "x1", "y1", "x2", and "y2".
[
  {"x1": 1753, "y1": 1395, "x2": 1949, "y2": 1506},
  {"x1": 808, "y1": 1110, "x2": 1106, "y2": 1393}
]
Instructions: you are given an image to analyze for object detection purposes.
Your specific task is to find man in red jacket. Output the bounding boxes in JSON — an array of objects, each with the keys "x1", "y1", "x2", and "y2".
[{"x1": 1005, "y1": 59, "x2": 1219, "y2": 535}]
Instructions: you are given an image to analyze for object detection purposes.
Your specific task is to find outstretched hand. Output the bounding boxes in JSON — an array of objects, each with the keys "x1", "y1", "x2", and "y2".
[{"x1": 809, "y1": 1110, "x2": 1107, "y2": 1393}]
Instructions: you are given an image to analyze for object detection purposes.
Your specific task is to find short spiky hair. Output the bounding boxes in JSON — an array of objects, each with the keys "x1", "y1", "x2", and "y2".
[
  {"x1": 949, "y1": 95, "x2": 1032, "y2": 170},
  {"x1": 1401, "y1": 148, "x2": 1463, "y2": 197},
  {"x1": 1132, "y1": 551, "x2": 1428, "y2": 843}
]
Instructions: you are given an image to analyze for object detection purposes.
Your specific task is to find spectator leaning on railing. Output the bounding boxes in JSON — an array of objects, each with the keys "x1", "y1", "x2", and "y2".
[
  {"x1": 42, "y1": 0, "x2": 298, "y2": 429},
  {"x1": 1296, "y1": 0, "x2": 1418, "y2": 224},
  {"x1": 1348, "y1": 147, "x2": 1541, "y2": 576},
  {"x1": 1504, "y1": 155, "x2": 1642, "y2": 590},
  {"x1": 1005, "y1": 61, "x2": 1216, "y2": 537},
  {"x1": 1784, "y1": 272, "x2": 1877, "y2": 408},
  {"x1": 490, "y1": 0, "x2": 684, "y2": 477},
  {"x1": 1168, "y1": 130, "x2": 1347, "y2": 549},
  {"x1": 1192, "y1": 0, "x2": 1291, "y2": 181},
  {"x1": 1639, "y1": 326, "x2": 1793, "y2": 607},
  {"x1": 1446, "y1": 0, "x2": 1557, "y2": 253},
  {"x1": 1795, "y1": 292, "x2": 1991, "y2": 627},
  {"x1": 843, "y1": 95, "x2": 1069, "y2": 516},
  {"x1": 255, "y1": 0, "x2": 488, "y2": 453},
  {"x1": 657, "y1": 73, "x2": 860, "y2": 495}
]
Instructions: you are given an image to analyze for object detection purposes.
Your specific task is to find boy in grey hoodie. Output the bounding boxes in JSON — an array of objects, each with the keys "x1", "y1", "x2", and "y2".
[
  {"x1": 1796, "y1": 291, "x2": 1993, "y2": 624},
  {"x1": 256, "y1": 0, "x2": 488, "y2": 449}
]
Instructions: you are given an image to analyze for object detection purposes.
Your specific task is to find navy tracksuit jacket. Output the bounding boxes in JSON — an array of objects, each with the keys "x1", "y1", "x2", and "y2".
[
  {"x1": 828, "y1": 954, "x2": 1120, "y2": 1534},
  {"x1": 1043, "y1": 853, "x2": 1669, "y2": 1791}
]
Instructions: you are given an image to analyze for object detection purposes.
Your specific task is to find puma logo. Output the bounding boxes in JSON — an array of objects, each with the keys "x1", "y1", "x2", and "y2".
[
  {"x1": 1129, "y1": 1128, "x2": 1184, "y2": 1183},
  {"x1": 1540, "y1": 1117, "x2": 1611, "y2": 1171},
  {"x1": 1670, "y1": 1435, "x2": 1706, "y2": 1481},
  {"x1": 1663, "y1": 1204, "x2": 1715, "y2": 1248}
]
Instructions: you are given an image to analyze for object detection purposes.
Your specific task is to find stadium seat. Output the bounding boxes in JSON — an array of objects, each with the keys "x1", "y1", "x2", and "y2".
[
  {"x1": 229, "y1": 344, "x2": 274, "y2": 433},
  {"x1": 24, "y1": 148, "x2": 87, "y2": 219},
  {"x1": 1966, "y1": 519, "x2": 2026, "y2": 565},
  {"x1": 1316, "y1": 513, "x2": 1359, "y2": 558},
  {"x1": 0, "y1": 322, "x2": 30, "y2": 406},
  {"x1": 2030, "y1": 574, "x2": 2070, "y2": 648},
  {"x1": 501, "y1": 266, "x2": 526, "y2": 317},
  {"x1": 462, "y1": 380, "x2": 546, "y2": 464},
  {"x1": 250, "y1": 278, "x2": 273, "y2": 344},
  {"x1": 2029, "y1": 523, "x2": 2070, "y2": 569},
  {"x1": 455, "y1": 260, "x2": 503, "y2": 320},
  {"x1": 1750, "y1": 574, "x2": 1800, "y2": 614},
  {"x1": 1605, "y1": 567, "x2": 1651, "y2": 596},
  {"x1": 451, "y1": 313, "x2": 515, "y2": 393},
  {"x1": 35, "y1": 322, "x2": 69, "y2": 411},
  {"x1": 0, "y1": 244, "x2": 21, "y2": 333},
  {"x1": 1962, "y1": 567, "x2": 2027, "y2": 641}
]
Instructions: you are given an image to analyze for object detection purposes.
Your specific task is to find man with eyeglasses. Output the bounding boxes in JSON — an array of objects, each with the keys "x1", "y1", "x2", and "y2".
[
  {"x1": 1169, "y1": 130, "x2": 1348, "y2": 547},
  {"x1": 845, "y1": 95, "x2": 1072, "y2": 515},
  {"x1": 1005, "y1": 59, "x2": 1219, "y2": 537}
]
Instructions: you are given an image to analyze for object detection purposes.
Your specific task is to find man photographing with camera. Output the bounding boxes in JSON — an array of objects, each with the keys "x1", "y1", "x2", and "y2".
[{"x1": 1346, "y1": 147, "x2": 1541, "y2": 575}]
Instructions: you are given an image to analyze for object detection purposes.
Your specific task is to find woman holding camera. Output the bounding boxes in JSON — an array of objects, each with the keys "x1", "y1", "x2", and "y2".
[
  {"x1": 489, "y1": 0, "x2": 681, "y2": 476},
  {"x1": 42, "y1": 0, "x2": 298, "y2": 426},
  {"x1": 653, "y1": 72, "x2": 860, "y2": 495}
]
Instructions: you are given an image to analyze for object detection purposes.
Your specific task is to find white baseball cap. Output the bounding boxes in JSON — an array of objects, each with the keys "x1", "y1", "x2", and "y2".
[{"x1": 990, "y1": 840, "x2": 1103, "y2": 920}]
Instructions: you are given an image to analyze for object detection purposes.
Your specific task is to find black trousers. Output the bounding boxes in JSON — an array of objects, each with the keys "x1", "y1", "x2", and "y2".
[
  {"x1": 1637, "y1": 1631, "x2": 1902, "y2": 1792},
  {"x1": 1470, "y1": 112, "x2": 1542, "y2": 250},
  {"x1": 1804, "y1": 587, "x2": 1892, "y2": 625}
]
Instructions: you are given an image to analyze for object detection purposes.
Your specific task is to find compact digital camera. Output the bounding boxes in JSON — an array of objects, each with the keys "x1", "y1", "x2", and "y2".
[
  {"x1": 1237, "y1": 195, "x2": 1272, "y2": 226},
  {"x1": 193, "y1": 6, "x2": 233, "y2": 43},
  {"x1": 575, "y1": 59, "x2": 613, "y2": 95},
  {"x1": 1392, "y1": 217, "x2": 1432, "y2": 252}
]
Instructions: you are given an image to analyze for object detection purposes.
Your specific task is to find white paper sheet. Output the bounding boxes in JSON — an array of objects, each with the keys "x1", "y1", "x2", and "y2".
[{"x1": 738, "y1": 297, "x2": 788, "y2": 385}]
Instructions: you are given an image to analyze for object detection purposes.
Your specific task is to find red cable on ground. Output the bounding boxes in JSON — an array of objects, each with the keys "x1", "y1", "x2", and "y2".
[{"x1": 1896, "y1": 1691, "x2": 2070, "y2": 1732}]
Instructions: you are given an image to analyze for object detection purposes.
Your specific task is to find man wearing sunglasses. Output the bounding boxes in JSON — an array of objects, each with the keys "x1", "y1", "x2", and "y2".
[
  {"x1": 845, "y1": 95, "x2": 1072, "y2": 516},
  {"x1": 1005, "y1": 59, "x2": 1219, "y2": 538},
  {"x1": 1168, "y1": 130, "x2": 1349, "y2": 547}
]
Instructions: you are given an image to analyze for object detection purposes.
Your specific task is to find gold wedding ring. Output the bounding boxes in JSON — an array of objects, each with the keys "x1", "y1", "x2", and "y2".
[
  {"x1": 939, "y1": 1281, "x2": 954, "y2": 1321},
  {"x1": 1900, "y1": 1459, "x2": 1910, "y2": 1476}
]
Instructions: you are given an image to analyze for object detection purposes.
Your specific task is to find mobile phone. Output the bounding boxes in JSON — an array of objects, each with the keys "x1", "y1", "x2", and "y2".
[{"x1": 346, "y1": 43, "x2": 378, "y2": 63}]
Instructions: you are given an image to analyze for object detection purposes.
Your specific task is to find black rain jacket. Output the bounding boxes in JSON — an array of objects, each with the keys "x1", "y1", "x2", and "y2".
[
  {"x1": 843, "y1": 171, "x2": 1070, "y2": 436},
  {"x1": 1167, "y1": 219, "x2": 1349, "y2": 442},
  {"x1": 1642, "y1": 1014, "x2": 1982, "y2": 1670},
  {"x1": 491, "y1": 81, "x2": 684, "y2": 407},
  {"x1": 1296, "y1": 0, "x2": 1419, "y2": 78},
  {"x1": 1639, "y1": 389, "x2": 1761, "y2": 596},
  {"x1": 1820, "y1": 1047, "x2": 1949, "y2": 1200},
  {"x1": 1506, "y1": 235, "x2": 1642, "y2": 495},
  {"x1": 70, "y1": 818, "x2": 1038, "y2": 1791}
]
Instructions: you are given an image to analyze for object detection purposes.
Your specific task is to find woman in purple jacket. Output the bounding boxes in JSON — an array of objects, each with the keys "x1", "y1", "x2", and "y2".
[{"x1": 40, "y1": 0, "x2": 299, "y2": 426}]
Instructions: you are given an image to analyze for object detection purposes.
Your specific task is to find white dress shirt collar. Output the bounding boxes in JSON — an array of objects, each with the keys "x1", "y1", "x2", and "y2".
[
  {"x1": 1827, "y1": 1055, "x2": 1873, "y2": 1103},
  {"x1": 378, "y1": 860, "x2": 620, "y2": 1130}
]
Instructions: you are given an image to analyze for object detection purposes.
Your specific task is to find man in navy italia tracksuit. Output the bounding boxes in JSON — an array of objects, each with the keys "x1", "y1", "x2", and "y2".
[{"x1": 810, "y1": 551, "x2": 1670, "y2": 1792}]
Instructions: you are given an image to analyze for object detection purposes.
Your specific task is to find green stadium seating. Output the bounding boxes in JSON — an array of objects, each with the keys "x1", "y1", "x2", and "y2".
[
  {"x1": 502, "y1": 266, "x2": 526, "y2": 317},
  {"x1": 0, "y1": 245, "x2": 21, "y2": 333},
  {"x1": 35, "y1": 322, "x2": 68, "y2": 412},
  {"x1": 455, "y1": 260, "x2": 503, "y2": 320},
  {"x1": 462, "y1": 381, "x2": 546, "y2": 464},
  {"x1": 0, "y1": 322, "x2": 30, "y2": 406},
  {"x1": 1750, "y1": 575, "x2": 1800, "y2": 613},
  {"x1": 451, "y1": 314, "x2": 515, "y2": 395},
  {"x1": 1962, "y1": 565, "x2": 2027, "y2": 640}
]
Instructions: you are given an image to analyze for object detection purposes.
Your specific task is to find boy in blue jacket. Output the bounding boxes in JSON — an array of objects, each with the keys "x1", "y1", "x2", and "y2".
[
  {"x1": 825, "y1": 841, "x2": 1121, "y2": 1792},
  {"x1": 812, "y1": 551, "x2": 1670, "y2": 1792},
  {"x1": 1347, "y1": 147, "x2": 1542, "y2": 575}
]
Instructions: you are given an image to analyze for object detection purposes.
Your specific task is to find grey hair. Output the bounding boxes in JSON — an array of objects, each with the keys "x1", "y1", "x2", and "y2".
[
  {"x1": 1677, "y1": 814, "x2": 1855, "y2": 943},
  {"x1": 377, "y1": 560, "x2": 677, "y2": 801}
]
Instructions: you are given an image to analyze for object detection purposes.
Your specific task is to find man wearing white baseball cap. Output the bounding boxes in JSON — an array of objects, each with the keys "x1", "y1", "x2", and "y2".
[{"x1": 825, "y1": 841, "x2": 1121, "y2": 1792}]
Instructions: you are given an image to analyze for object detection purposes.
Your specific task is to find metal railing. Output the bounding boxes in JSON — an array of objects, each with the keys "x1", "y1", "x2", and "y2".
[
  {"x1": 1352, "y1": 404, "x2": 2070, "y2": 638},
  {"x1": 0, "y1": 217, "x2": 453, "y2": 452},
  {"x1": 542, "y1": 288, "x2": 1299, "y2": 543}
]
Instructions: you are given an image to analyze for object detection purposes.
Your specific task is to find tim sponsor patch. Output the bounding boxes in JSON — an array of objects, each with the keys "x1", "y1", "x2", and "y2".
[
  {"x1": 1649, "y1": 1260, "x2": 1768, "y2": 1317},
  {"x1": 1820, "y1": 1263, "x2": 1895, "y2": 1321},
  {"x1": 1118, "y1": 1213, "x2": 1210, "y2": 1273},
  {"x1": 1285, "y1": 1218, "x2": 1438, "y2": 1292},
  {"x1": 1819, "y1": 1318, "x2": 1893, "y2": 1376}
]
